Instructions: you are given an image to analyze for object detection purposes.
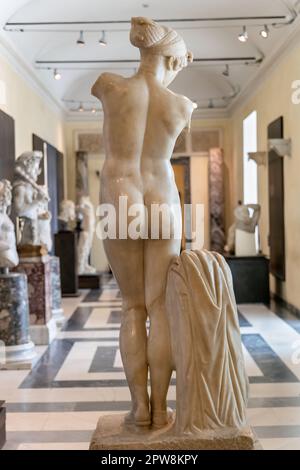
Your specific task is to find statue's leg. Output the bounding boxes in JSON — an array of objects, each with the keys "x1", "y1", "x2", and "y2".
[
  {"x1": 103, "y1": 238, "x2": 150, "y2": 426},
  {"x1": 144, "y1": 238, "x2": 180, "y2": 428}
]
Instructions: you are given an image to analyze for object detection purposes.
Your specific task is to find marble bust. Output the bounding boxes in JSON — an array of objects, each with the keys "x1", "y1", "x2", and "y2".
[
  {"x1": 0, "y1": 180, "x2": 19, "y2": 269},
  {"x1": 58, "y1": 199, "x2": 76, "y2": 232},
  {"x1": 13, "y1": 151, "x2": 52, "y2": 253},
  {"x1": 77, "y1": 196, "x2": 96, "y2": 275},
  {"x1": 92, "y1": 16, "x2": 194, "y2": 428}
]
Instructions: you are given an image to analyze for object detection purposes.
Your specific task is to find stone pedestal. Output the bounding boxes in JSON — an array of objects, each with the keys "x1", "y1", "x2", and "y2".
[
  {"x1": 225, "y1": 255, "x2": 270, "y2": 304},
  {"x1": 90, "y1": 414, "x2": 257, "y2": 450},
  {"x1": 0, "y1": 401, "x2": 6, "y2": 450},
  {"x1": 49, "y1": 256, "x2": 65, "y2": 327},
  {"x1": 79, "y1": 273, "x2": 102, "y2": 289},
  {"x1": 55, "y1": 231, "x2": 79, "y2": 297},
  {"x1": 14, "y1": 254, "x2": 57, "y2": 345},
  {"x1": 0, "y1": 272, "x2": 35, "y2": 364}
]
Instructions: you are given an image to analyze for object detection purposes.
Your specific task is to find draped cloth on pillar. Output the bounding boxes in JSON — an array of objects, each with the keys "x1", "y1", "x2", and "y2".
[{"x1": 166, "y1": 250, "x2": 249, "y2": 435}]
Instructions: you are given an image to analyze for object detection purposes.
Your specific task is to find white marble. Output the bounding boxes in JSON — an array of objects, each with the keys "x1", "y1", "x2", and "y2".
[
  {"x1": 239, "y1": 303, "x2": 300, "y2": 380},
  {"x1": 77, "y1": 196, "x2": 96, "y2": 275},
  {"x1": 13, "y1": 152, "x2": 52, "y2": 253},
  {"x1": 58, "y1": 200, "x2": 76, "y2": 231},
  {"x1": 0, "y1": 180, "x2": 19, "y2": 268},
  {"x1": 92, "y1": 15, "x2": 195, "y2": 429}
]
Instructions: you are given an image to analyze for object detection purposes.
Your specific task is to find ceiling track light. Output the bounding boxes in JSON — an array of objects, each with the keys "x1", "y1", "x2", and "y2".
[
  {"x1": 79, "y1": 102, "x2": 84, "y2": 112},
  {"x1": 53, "y1": 68, "x2": 61, "y2": 80},
  {"x1": 99, "y1": 30, "x2": 107, "y2": 46},
  {"x1": 208, "y1": 99, "x2": 214, "y2": 109},
  {"x1": 238, "y1": 26, "x2": 248, "y2": 43},
  {"x1": 260, "y1": 25, "x2": 269, "y2": 38},
  {"x1": 222, "y1": 64, "x2": 229, "y2": 77},
  {"x1": 77, "y1": 30, "x2": 85, "y2": 46}
]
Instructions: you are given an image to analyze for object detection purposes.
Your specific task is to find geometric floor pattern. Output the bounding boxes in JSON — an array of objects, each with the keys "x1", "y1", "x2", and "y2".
[{"x1": 2, "y1": 274, "x2": 300, "y2": 450}]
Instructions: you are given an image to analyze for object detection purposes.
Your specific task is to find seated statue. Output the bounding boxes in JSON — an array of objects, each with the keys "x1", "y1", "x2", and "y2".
[
  {"x1": 0, "y1": 180, "x2": 19, "y2": 269},
  {"x1": 58, "y1": 199, "x2": 76, "y2": 232},
  {"x1": 12, "y1": 151, "x2": 52, "y2": 253},
  {"x1": 77, "y1": 196, "x2": 96, "y2": 275}
]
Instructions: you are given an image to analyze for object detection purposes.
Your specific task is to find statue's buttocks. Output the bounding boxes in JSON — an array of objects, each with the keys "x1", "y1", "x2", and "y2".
[{"x1": 93, "y1": 72, "x2": 193, "y2": 209}]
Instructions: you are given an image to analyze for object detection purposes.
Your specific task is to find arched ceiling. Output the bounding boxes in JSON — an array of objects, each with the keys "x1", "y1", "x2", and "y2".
[{"x1": 1, "y1": 0, "x2": 299, "y2": 118}]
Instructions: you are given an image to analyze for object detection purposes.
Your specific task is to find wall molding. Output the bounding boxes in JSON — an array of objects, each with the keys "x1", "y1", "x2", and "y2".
[
  {"x1": 0, "y1": 32, "x2": 66, "y2": 119},
  {"x1": 229, "y1": 15, "x2": 300, "y2": 116}
]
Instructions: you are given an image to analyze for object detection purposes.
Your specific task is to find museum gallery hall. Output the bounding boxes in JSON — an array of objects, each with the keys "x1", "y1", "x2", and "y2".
[{"x1": 1, "y1": 0, "x2": 300, "y2": 453}]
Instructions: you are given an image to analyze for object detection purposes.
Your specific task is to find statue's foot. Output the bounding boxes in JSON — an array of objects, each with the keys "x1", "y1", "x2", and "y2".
[
  {"x1": 124, "y1": 406, "x2": 151, "y2": 428},
  {"x1": 151, "y1": 407, "x2": 174, "y2": 429}
]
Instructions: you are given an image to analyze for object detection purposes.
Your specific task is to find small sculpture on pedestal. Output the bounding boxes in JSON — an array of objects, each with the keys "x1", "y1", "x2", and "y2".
[
  {"x1": 12, "y1": 152, "x2": 56, "y2": 346},
  {"x1": 0, "y1": 179, "x2": 35, "y2": 365},
  {"x1": 58, "y1": 200, "x2": 76, "y2": 232},
  {"x1": 13, "y1": 151, "x2": 52, "y2": 255},
  {"x1": 224, "y1": 201, "x2": 261, "y2": 256},
  {"x1": 235, "y1": 202, "x2": 261, "y2": 256},
  {"x1": 0, "y1": 180, "x2": 19, "y2": 271},
  {"x1": 77, "y1": 196, "x2": 96, "y2": 275}
]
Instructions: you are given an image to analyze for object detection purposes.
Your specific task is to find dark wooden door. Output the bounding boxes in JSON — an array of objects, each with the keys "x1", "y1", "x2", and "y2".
[
  {"x1": 268, "y1": 117, "x2": 285, "y2": 281},
  {"x1": 0, "y1": 109, "x2": 15, "y2": 181}
]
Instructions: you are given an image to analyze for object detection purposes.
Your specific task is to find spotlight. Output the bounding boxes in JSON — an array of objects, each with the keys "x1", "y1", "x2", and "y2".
[
  {"x1": 192, "y1": 102, "x2": 198, "y2": 109},
  {"x1": 99, "y1": 31, "x2": 107, "y2": 46},
  {"x1": 222, "y1": 65, "x2": 230, "y2": 77},
  {"x1": 77, "y1": 30, "x2": 85, "y2": 46},
  {"x1": 238, "y1": 26, "x2": 248, "y2": 43},
  {"x1": 260, "y1": 25, "x2": 269, "y2": 39},
  {"x1": 53, "y1": 69, "x2": 61, "y2": 80},
  {"x1": 208, "y1": 99, "x2": 214, "y2": 109},
  {"x1": 79, "y1": 102, "x2": 84, "y2": 112},
  {"x1": 91, "y1": 107, "x2": 96, "y2": 114}
]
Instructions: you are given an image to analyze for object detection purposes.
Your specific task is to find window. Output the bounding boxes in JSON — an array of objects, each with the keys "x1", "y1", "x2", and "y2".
[{"x1": 243, "y1": 111, "x2": 258, "y2": 204}]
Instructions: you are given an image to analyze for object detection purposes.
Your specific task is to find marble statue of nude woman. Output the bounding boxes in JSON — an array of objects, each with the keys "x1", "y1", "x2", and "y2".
[{"x1": 92, "y1": 17, "x2": 194, "y2": 429}]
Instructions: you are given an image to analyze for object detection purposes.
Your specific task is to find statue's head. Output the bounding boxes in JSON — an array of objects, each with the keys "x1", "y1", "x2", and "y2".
[
  {"x1": 0, "y1": 180, "x2": 12, "y2": 211},
  {"x1": 59, "y1": 200, "x2": 76, "y2": 222},
  {"x1": 130, "y1": 17, "x2": 193, "y2": 86},
  {"x1": 16, "y1": 151, "x2": 43, "y2": 182}
]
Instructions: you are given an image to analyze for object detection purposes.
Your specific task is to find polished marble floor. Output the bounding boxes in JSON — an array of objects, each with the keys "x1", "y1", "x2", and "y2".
[{"x1": 2, "y1": 275, "x2": 300, "y2": 450}]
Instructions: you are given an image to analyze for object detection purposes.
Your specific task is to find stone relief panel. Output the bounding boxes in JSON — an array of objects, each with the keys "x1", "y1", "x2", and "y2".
[
  {"x1": 191, "y1": 129, "x2": 220, "y2": 153},
  {"x1": 78, "y1": 133, "x2": 104, "y2": 154}
]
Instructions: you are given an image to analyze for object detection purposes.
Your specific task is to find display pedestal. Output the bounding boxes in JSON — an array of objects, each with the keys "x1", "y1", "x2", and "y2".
[
  {"x1": 0, "y1": 401, "x2": 6, "y2": 450},
  {"x1": 49, "y1": 256, "x2": 65, "y2": 327},
  {"x1": 14, "y1": 252, "x2": 56, "y2": 345},
  {"x1": 225, "y1": 255, "x2": 270, "y2": 304},
  {"x1": 79, "y1": 273, "x2": 102, "y2": 289},
  {"x1": 55, "y1": 231, "x2": 79, "y2": 297},
  {"x1": 0, "y1": 270, "x2": 35, "y2": 365},
  {"x1": 90, "y1": 414, "x2": 258, "y2": 451}
]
